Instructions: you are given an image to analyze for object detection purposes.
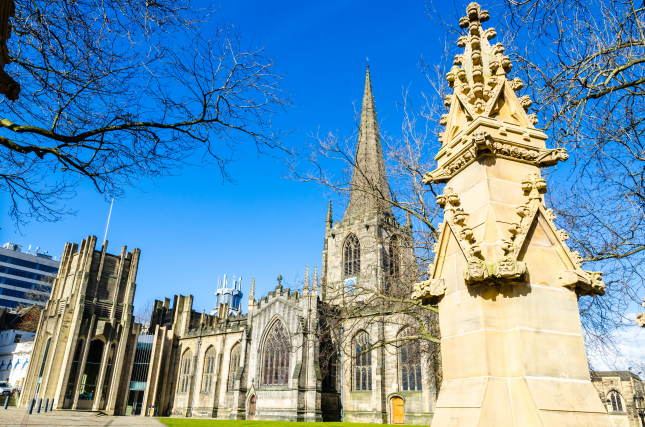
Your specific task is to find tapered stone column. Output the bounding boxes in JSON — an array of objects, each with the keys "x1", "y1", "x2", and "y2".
[{"x1": 413, "y1": 3, "x2": 611, "y2": 426}]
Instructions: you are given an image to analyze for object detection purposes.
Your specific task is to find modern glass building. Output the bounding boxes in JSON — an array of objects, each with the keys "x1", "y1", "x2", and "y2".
[{"x1": 0, "y1": 243, "x2": 59, "y2": 309}]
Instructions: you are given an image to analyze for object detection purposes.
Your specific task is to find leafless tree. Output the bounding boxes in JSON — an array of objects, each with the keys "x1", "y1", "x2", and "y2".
[
  {"x1": 2, "y1": 0, "x2": 291, "y2": 228},
  {"x1": 286, "y1": 86, "x2": 447, "y2": 391},
  {"x1": 134, "y1": 298, "x2": 153, "y2": 328}
]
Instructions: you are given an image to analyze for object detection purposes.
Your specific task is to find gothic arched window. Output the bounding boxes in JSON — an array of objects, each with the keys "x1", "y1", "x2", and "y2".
[
  {"x1": 607, "y1": 390, "x2": 624, "y2": 412},
  {"x1": 353, "y1": 331, "x2": 372, "y2": 391},
  {"x1": 389, "y1": 236, "x2": 400, "y2": 278},
  {"x1": 179, "y1": 350, "x2": 192, "y2": 393},
  {"x1": 202, "y1": 346, "x2": 216, "y2": 393},
  {"x1": 228, "y1": 344, "x2": 241, "y2": 391},
  {"x1": 344, "y1": 234, "x2": 361, "y2": 278},
  {"x1": 399, "y1": 329, "x2": 422, "y2": 391},
  {"x1": 262, "y1": 321, "x2": 290, "y2": 386}
]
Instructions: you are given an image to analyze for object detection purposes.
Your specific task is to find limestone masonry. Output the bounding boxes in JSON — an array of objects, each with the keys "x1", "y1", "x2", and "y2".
[{"x1": 17, "y1": 3, "x2": 627, "y2": 425}]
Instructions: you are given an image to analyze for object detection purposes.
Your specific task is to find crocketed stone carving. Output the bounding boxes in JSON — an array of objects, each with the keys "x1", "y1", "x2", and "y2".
[
  {"x1": 444, "y1": 2, "x2": 530, "y2": 118},
  {"x1": 637, "y1": 298, "x2": 645, "y2": 327},
  {"x1": 423, "y1": 142, "x2": 569, "y2": 184},
  {"x1": 560, "y1": 270, "x2": 606, "y2": 297},
  {"x1": 411, "y1": 279, "x2": 446, "y2": 300}
]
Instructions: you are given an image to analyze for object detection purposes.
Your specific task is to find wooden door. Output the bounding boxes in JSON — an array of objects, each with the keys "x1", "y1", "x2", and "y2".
[
  {"x1": 392, "y1": 397, "x2": 404, "y2": 424},
  {"x1": 249, "y1": 395, "x2": 256, "y2": 420}
]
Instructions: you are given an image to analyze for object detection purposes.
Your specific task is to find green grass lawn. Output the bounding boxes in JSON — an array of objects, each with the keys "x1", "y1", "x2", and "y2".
[{"x1": 158, "y1": 420, "x2": 383, "y2": 427}]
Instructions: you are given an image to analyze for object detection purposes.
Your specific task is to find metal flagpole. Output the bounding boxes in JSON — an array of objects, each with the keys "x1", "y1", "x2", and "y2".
[{"x1": 104, "y1": 198, "x2": 114, "y2": 242}]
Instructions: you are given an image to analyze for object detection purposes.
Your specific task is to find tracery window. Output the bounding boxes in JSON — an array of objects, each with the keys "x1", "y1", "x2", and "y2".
[
  {"x1": 389, "y1": 236, "x2": 400, "y2": 278},
  {"x1": 262, "y1": 321, "x2": 290, "y2": 386},
  {"x1": 228, "y1": 344, "x2": 241, "y2": 391},
  {"x1": 202, "y1": 346, "x2": 216, "y2": 393},
  {"x1": 179, "y1": 350, "x2": 192, "y2": 393},
  {"x1": 607, "y1": 390, "x2": 624, "y2": 412},
  {"x1": 399, "y1": 329, "x2": 422, "y2": 391},
  {"x1": 353, "y1": 331, "x2": 372, "y2": 391},
  {"x1": 344, "y1": 234, "x2": 361, "y2": 278}
]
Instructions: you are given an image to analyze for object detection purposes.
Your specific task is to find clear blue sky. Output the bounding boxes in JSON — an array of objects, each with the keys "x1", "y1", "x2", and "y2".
[{"x1": 0, "y1": 0, "x2": 471, "y2": 314}]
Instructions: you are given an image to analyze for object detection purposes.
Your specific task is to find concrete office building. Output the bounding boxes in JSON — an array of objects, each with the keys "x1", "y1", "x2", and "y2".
[{"x1": 0, "y1": 243, "x2": 59, "y2": 309}]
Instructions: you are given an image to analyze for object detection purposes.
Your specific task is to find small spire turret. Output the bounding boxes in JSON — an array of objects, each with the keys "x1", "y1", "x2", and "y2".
[
  {"x1": 313, "y1": 266, "x2": 318, "y2": 295},
  {"x1": 326, "y1": 200, "x2": 333, "y2": 228},
  {"x1": 304, "y1": 265, "x2": 310, "y2": 295}
]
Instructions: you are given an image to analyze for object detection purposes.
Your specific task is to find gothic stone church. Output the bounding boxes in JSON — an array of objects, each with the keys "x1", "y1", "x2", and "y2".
[{"x1": 19, "y1": 68, "x2": 438, "y2": 424}]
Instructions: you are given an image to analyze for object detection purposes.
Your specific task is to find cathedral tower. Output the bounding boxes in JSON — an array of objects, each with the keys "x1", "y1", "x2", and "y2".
[{"x1": 322, "y1": 66, "x2": 412, "y2": 302}]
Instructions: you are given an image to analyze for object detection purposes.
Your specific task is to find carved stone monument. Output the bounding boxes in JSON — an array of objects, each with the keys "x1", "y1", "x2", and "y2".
[{"x1": 413, "y1": 3, "x2": 611, "y2": 425}]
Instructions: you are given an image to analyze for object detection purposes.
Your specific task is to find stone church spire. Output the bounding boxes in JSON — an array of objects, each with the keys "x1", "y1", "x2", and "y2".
[{"x1": 343, "y1": 66, "x2": 392, "y2": 221}]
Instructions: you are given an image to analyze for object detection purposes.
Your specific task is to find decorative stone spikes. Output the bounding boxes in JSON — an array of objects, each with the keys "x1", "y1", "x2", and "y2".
[
  {"x1": 636, "y1": 297, "x2": 645, "y2": 327},
  {"x1": 250, "y1": 277, "x2": 255, "y2": 299},
  {"x1": 445, "y1": 2, "x2": 530, "y2": 115},
  {"x1": 304, "y1": 265, "x2": 310, "y2": 295},
  {"x1": 313, "y1": 266, "x2": 318, "y2": 294},
  {"x1": 326, "y1": 200, "x2": 333, "y2": 228}
]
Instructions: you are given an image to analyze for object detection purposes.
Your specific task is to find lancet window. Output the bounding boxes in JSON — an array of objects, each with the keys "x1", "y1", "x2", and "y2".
[
  {"x1": 262, "y1": 321, "x2": 290, "y2": 386},
  {"x1": 607, "y1": 390, "x2": 624, "y2": 412},
  {"x1": 399, "y1": 329, "x2": 422, "y2": 391},
  {"x1": 389, "y1": 236, "x2": 400, "y2": 278},
  {"x1": 179, "y1": 350, "x2": 192, "y2": 393},
  {"x1": 228, "y1": 344, "x2": 241, "y2": 391},
  {"x1": 353, "y1": 331, "x2": 372, "y2": 391},
  {"x1": 344, "y1": 234, "x2": 361, "y2": 278},
  {"x1": 202, "y1": 346, "x2": 216, "y2": 393}
]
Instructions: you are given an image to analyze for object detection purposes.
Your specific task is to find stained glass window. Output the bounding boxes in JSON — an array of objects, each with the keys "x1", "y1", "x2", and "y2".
[
  {"x1": 400, "y1": 329, "x2": 422, "y2": 391},
  {"x1": 228, "y1": 344, "x2": 241, "y2": 391},
  {"x1": 262, "y1": 321, "x2": 290, "y2": 385},
  {"x1": 179, "y1": 350, "x2": 192, "y2": 393},
  {"x1": 202, "y1": 346, "x2": 216, "y2": 393},
  {"x1": 344, "y1": 234, "x2": 361, "y2": 278},
  {"x1": 607, "y1": 390, "x2": 623, "y2": 412},
  {"x1": 353, "y1": 331, "x2": 372, "y2": 391}
]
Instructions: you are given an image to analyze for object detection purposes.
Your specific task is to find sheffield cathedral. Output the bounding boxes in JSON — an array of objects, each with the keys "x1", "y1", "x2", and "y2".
[{"x1": 18, "y1": 67, "x2": 438, "y2": 424}]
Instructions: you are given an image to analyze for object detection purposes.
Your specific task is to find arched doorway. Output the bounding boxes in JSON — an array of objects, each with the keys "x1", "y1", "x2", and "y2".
[
  {"x1": 392, "y1": 396, "x2": 404, "y2": 425},
  {"x1": 248, "y1": 395, "x2": 256, "y2": 420}
]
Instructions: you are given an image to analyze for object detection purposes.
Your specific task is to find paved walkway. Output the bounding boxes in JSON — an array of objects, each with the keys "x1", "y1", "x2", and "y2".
[{"x1": 0, "y1": 407, "x2": 164, "y2": 426}]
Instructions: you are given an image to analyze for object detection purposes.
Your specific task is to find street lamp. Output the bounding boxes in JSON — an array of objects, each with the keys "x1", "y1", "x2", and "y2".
[{"x1": 634, "y1": 392, "x2": 645, "y2": 427}]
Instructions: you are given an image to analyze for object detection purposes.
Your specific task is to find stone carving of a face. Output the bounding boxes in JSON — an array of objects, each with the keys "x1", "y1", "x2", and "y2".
[
  {"x1": 469, "y1": 260, "x2": 485, "y2": 279},
  {"x1": 497, "y1": 257, "x2": 516, "y2": 277},
  {"x1": 464, "y1": 259, "x2": 488, "y2": 284}
]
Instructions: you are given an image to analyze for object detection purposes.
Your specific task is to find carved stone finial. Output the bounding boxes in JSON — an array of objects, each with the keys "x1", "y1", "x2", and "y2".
[
  {"x1": 304, "y1": 265, "x2": 309, "y2": 295},
  {"x1": 436, "y1": 187, "x2": 460, "y2": 209},
  {"x1": 521, "y1": 173, "x2": 547, "y2": 200},
  {"x1": 276, "y1": 275, "x2": 283, "y2": 291},
  {"x1": 411, "y1": 278, "x2": 447, "y2": 300},
  {"x1": 313, "y1": 266, "x2": 318, "y2": 293},
  {"x1": 560, "y1": 270, "x2": 605, "y2": 296}
]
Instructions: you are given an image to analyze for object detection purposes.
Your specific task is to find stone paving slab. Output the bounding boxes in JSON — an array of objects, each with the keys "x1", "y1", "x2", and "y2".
[{"x1": 0, "y1": 407, "x2": 164, "y2": 426}]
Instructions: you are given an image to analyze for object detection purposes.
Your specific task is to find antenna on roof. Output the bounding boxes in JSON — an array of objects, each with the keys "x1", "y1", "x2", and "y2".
[{"x1": 104, "y1": 198, "x2": 114, "y2": 242}]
